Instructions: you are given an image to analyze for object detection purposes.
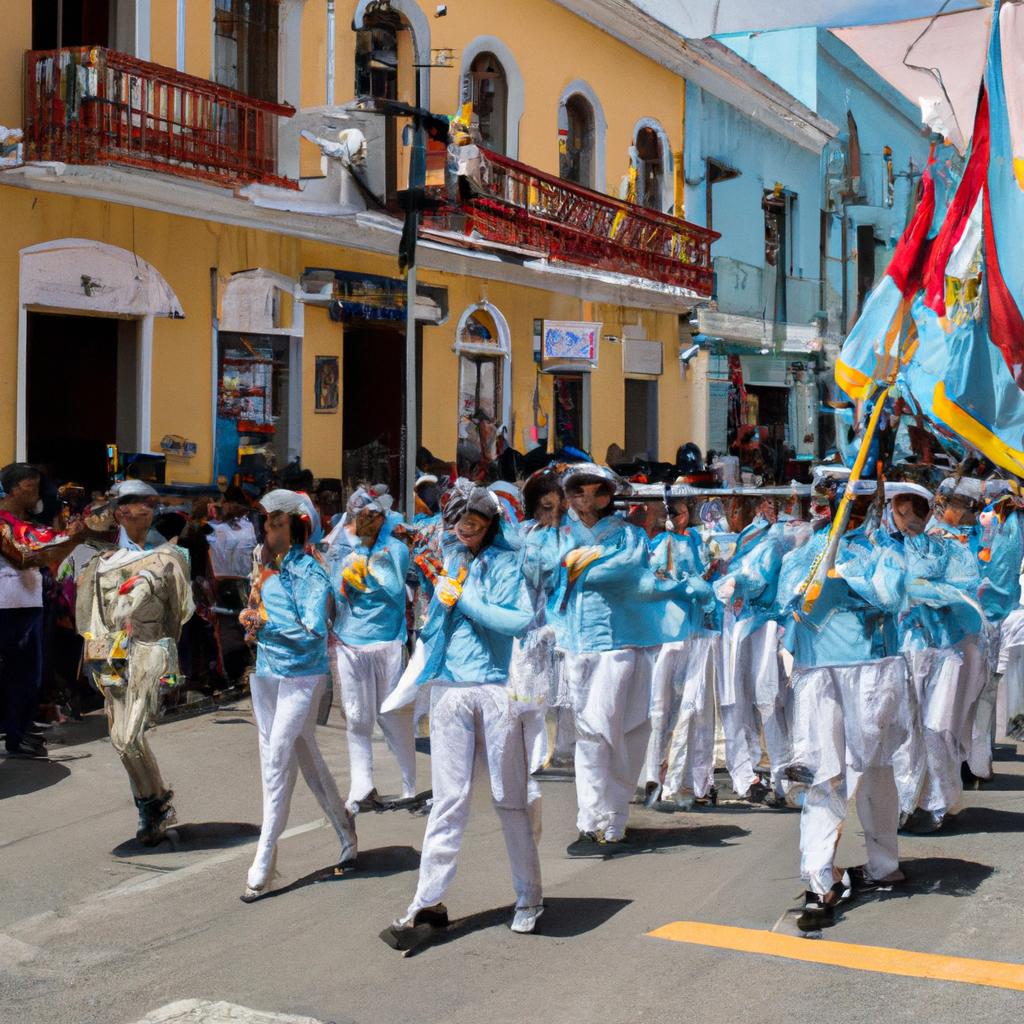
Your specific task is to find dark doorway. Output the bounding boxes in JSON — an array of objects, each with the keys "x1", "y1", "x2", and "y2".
[
  {"x1": 32, "y1": 0, "x2": 110, "y2": 49},
  {"x1": 857, "y1": 224, "x2": 878, "y2": 314},
  {"x1": 26, "y1": 312, "x2": 120, "y2": 493},
  {"x1": 343, "y1": 325, "x2": 418, "y2": 496},
  {"x1": 624, "y1": 378, "x2": 658, "y2": 461},
  {"x1": 553, "y1": 374, "x2": 583, "y2": 451}
]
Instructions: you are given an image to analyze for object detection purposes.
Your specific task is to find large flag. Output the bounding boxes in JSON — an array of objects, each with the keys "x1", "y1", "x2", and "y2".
[{"x1": 835, "y1": 0, "x2": 1024, "y2": 478}]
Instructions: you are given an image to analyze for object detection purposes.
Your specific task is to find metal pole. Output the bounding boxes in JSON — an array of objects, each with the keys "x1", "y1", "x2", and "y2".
[{"x1": 404, "y1": 264, "x2": 417, "y2": 518}]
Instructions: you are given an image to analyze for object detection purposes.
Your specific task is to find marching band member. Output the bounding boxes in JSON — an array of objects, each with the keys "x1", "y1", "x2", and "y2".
[
  {"x1": 327, "y1": 486, "x2": 417, "y2": 811},
  {"x1": 551, "y1": 465, "x2": 682, "y2": 854},
  {"x1": 239, "y1": 489, "x2": 356, "y2": 902},
  {"x1": 646, "y1": 493, "x2": 718, "y2": 808},
  {"x1": 886, "y1": 482, "x2": 983, "y2": 833},
  {"x1": 712, "y1": 496, "x2": 788, "y2": 803},
  {"x1": 384, "y1": 480, "x2": 542, "y2": 944},
  {"x1": 778, "y1": 473, "x2": 915, "y2": 930}
]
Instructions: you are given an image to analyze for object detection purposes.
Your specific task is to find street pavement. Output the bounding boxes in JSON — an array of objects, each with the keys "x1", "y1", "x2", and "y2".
[{"x1": 3, "y1": 701, "x2": 1024, "y2": 1024}]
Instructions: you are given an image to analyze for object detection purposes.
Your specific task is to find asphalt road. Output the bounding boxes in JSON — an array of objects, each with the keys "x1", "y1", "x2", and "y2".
[{"x1": 3, "y1": 701, "x2": 1024, "y2": 1024}]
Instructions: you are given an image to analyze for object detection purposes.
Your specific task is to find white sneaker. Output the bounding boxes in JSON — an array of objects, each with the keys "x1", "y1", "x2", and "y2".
[{"x1": 510, "y1": 905, "x2": 544, "y2": 934}]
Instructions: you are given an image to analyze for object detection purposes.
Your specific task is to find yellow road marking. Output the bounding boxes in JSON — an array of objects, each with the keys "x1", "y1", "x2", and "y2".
[{"x1": 648, "y1": 922, "x2": 1024, "y2": 992}]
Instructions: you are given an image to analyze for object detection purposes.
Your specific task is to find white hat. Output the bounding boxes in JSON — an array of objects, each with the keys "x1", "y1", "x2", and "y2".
[
  {"x1": 415, "y1": 474, "x2": 439, "y2": 490},
  {"x1": 111, "y1": 479, "x2": 158, "y2": 503},
  {"x1": 885, "y1": 482, "x2": 933, "y2": 502},
  {"x1": 346, "y1": 485, "x2": 394, "y2": 515},
  {"x1": 561, "y1": 463, "x2": 625, "y2": 493},
  {"x1": 259, "y1": 489, "x2": 322, "y2": 545},
  {"x1": 442, "y1": 478, "x2": 502, "y2": 525}
]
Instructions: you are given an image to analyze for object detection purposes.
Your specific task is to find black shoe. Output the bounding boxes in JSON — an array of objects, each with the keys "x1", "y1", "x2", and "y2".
[
  {"x1": 5, "y1": 736, "x2": 48, "y2": 759},
  {"x1": 333, "y1": 855, "x2": 359, "y2": 876},
  {"x1": 901, "y1": 808, "x2": 945, "y2": 835},
  {"x1": 796, "y1": 873, "x2": 851, "y2": 932},
  {"x1": 135, "y1": 790, "x2": 176, "y2": 846},
  {"x1": 693, "y1": 784, "x2": 718, "y2": 808},
  {"x1": 381, "y1": 903, "x2": 449, "y2": 951},
  {"x1": 743, "y1": 778, "x2": 772, "y2": 804},
  {"x1": 566, "y1": 831, "x2": 606, "y2": 858},
  {"x1": 643, "y1": 781, "x2": 662, "y2": 808},
  {"x1": 849, "y1": 865, "x2": 906, "y2": 893},
  {"x1": 783, "y1": 763, "x2": 815, "y2": 785}
]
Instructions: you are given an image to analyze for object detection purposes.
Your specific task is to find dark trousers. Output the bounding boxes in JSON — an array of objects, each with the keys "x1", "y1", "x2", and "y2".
[{"x1": 0, "y1": 607, "x2": 44, "y2": 746}]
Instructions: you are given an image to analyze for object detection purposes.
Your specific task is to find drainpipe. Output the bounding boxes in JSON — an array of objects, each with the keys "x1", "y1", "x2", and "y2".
[{"x1": 326, "y1": 0, "x2": 336, "y2": 106}]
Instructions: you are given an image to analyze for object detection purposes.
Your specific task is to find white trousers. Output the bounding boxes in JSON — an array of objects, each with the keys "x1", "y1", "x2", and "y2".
[
  {"x1": 661, "y1": 634, "x2": 719, "y2": 801},
  {"x1": 968, "y1": 636, "x2": 998, "y2": 780},
  {"x1": 407, "y1": 684, "x2": 542, "y2": 915},
  {"x1": 248, "y1": 673, "x2": 356, "y2": 889},
  {"x1": 800, "y1": 764, "x2": 900, "y2": 895},
  {"x1": 896, "y1": 647, "x2": 965, "y2": 816},
  {"x1": 565, "y1": 647, "x2": 654, "y2": 838},
  {"x1": 329, "y1": 639, "x2": 416, "y2": 803},
  {"x1": 717, "y1": 620, "x2": 788, "y2": 795}
]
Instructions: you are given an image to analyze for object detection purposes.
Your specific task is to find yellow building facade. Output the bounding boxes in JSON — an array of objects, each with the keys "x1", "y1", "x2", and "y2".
[{"x1": 0, "y1": 0, "x2": 714, "y2": 497}]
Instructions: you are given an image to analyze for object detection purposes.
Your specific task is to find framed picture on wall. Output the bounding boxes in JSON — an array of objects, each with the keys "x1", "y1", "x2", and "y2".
[{"x1": 315, "y1": 355, "x2": 339, "y2": 413}]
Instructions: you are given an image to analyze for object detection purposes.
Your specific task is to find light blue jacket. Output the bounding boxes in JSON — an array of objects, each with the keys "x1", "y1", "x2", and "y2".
[
  {"x1": 518, "y1": 518, "x2": 564, "y2": 633},
  {"x1": 894, "y1": 528, "x2": 982, "y2": 651},
  {"x1": 548, "y1": 511, "x2": 683, "y2": 653},
  {"x1": 328, "y1": 527, "x2": 409, "y2": 646},
  {"x1": 775, "y1": 527, "x2": 900, "y2": 669},
  {"x1": 714, "y1": 517, "x2": 783, "y2": 634},
  {"x1": 648, "y1": 528, "x2": 715, "y2": 635},
  {"x1": 255, "y1": 547, "x2": 332, "y2": 677},
  {"x1": 972, "y1": 509, "x2": 1023, "y2": 625},
  {"x1": 416, "y1": 533, "x2": 532, "y2": 684}
]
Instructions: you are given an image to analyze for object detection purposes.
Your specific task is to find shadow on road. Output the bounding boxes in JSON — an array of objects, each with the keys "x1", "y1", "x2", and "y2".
[
  {"x1": 0, "y1": 757, "x2": 71, "y2": 799},
  {"x1": 110, "y1": 821, "x2": 261, "y2": 857},
  {"x1": 400, "y1": 895, "x2": 632, "y2": 957},
  {"x1": 947, "y1": 806, "x2": 1024, "y2": 833},
  {"x1": 858, "y1": 856, "x2": 995, "y2": 906},
  {"x1": 261, "y1": 844, "x2": 422, "y2": 900},
  {"x1": 622, "y1": 824, "x2": 750, "y2": 852}
]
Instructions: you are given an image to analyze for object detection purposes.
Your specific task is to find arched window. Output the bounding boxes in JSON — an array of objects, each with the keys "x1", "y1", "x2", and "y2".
[
  {"x1": 454, "y1": 303, "x2": 511, "y2": 474},
  {"x1": 354, "y1": 9, "x2": 400, "y2": 101},
  {"x1": 469, "y1": 52, "x2": 508, "y2": 154},
  {"x1": 560, "y1": 94, "x2": 595, "y2": 188},
  {"x1": 635, "y1": 126, "x2": 664, "y2": 211}
]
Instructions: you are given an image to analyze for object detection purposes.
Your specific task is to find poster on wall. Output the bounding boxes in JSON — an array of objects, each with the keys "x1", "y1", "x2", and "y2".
[
  {"x1": 315, "y1": 355, "x2": 339, "y2": 413},
  {"x1": 540, "y1": 320, "x2": 601, "y2": 372}
]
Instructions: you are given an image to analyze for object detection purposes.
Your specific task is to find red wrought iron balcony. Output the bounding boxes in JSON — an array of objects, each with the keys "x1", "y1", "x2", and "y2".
[
  {"x1": 24, "y1": 47, "x2": 297, "y2": 189},
  {"x1": 422, "y1": 147, "x2": 718, "y2": 295}
]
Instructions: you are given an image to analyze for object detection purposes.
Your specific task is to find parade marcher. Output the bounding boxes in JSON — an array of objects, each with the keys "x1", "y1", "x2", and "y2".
[
  {"x1": 239, "y1": 489, "x2": 356, "y2": 902},
  {"x1": 647, "y1": 492, "x2": 719, "y2": 809},
  {"x1": 551, "y1": 464, "x2": 682, "y2": 854},
  {"x1": 326, "y1": 485, "x2": 416, "y2": 811},
  {"x1": 886, "y1": 482, "x2": 984, "y2": 833},
  {"x1": 513, "y1": 469, "x2": 567, "y2": 836},
  {"x1": 955, "y1": 480, "x2": 1023, "y2": 783},
  {"x1": 1, "y1": 463, "x2": 85, "y2": 757},
  {"x1": 712, "y1": 495, "x2": 788, "y2": 803},
  {"x1": 384, "y1": 479, "x2": 541, "y2": 945},
  {"x1": 777, "y1": 473, "x2": 916, "y2": 930},
  {"x1": 76, "y1": 480, "x2": 194, "y2": 844}
]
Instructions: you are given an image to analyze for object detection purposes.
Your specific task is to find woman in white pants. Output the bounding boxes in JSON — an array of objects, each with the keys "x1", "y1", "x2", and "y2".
[
  {"x1": 327, "y1": 486, "x2": 416, "y2": 811},
  {"x1": 384, "y1": 480, "x2": 541, "y2": 945},
  {"x1": 240, "y1": 490, "x2": 357, "y2": 902}
]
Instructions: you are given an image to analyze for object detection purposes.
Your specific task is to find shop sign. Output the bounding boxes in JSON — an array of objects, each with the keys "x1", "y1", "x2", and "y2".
[{"x1": 541, "y1": 320, "x2": 601, "y2": 372}]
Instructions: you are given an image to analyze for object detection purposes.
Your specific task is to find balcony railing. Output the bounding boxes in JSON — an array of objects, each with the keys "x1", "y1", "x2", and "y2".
[
  {"x1": 24, "y1": 47, "x2": 297, "y2": 189},
  {"x1": 423, "y1": 148, "x2": 718, "y2": 294}
]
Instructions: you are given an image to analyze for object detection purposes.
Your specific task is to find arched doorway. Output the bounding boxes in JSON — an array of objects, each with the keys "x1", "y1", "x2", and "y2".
[
  {"x1": 468, "y1": 52, "x2": 508, "y2": 154},
  {"x1": 17, "y1": 239, "x2": 183, "y2": 487},
  {"x1": 635, "y1": 125, "x2": 664, "y2": 211},
  {"x1": 560, "y1": 93, "x2": 595, "y2": 188}
]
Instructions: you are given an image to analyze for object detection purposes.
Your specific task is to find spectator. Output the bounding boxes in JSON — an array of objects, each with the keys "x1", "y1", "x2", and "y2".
[{"x1": 0, "y1": 463, "x2": 85, "y2": 757}]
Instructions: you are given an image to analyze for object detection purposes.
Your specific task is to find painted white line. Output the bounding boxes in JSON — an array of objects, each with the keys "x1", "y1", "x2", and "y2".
[{"x1": 131, "y1": 999, "x2": 324, "y2": 1024}]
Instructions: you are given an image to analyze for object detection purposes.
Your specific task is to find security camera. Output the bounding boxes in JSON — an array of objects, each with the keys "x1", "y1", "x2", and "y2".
[
  {"x1": 679, "y1": 343, "x2": 700, "y2": 364},
  {"x1": 435, "y1": 4, "x2": 447, "y2": 15}
]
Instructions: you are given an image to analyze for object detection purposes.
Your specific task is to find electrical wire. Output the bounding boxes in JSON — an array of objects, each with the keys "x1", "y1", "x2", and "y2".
[{"x1": 901, "y1": 0, "x2": 966, "y2": 145}]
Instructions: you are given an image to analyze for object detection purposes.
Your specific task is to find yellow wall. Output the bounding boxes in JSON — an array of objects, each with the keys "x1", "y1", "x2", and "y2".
[{"x1": 150, "y1": 0, "x2": 178, "y2": 70}]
